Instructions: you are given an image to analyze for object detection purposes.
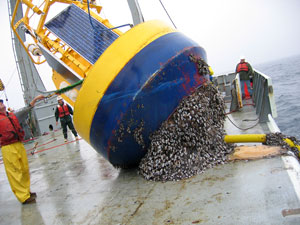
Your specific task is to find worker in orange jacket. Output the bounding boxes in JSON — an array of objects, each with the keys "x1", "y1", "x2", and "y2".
[
  {"x1": 55, "y1": 96, "x2": 79, "y2": 142},
  {"x1": 236, "y1": 56, "x2": 254, "y2": 98}
]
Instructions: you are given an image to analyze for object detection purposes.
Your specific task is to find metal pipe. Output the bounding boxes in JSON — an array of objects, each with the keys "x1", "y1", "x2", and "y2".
[
  {"x1": 21, "y1": 0, "x2": 44, "y2": 15},
  {"x1": 224, "y1": 134, "x2": 300, "y2": 156},
  {"x1": 224, "y1": 134, "x2": 266, "y2": 143}
]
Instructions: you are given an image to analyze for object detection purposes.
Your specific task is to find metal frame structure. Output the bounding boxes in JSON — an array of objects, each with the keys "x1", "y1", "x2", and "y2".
[
  {"x1": 7, "y1": 0, "x2": 59, "y2": 137},
  {"x1": 10, "y1": 0, "x2": 124, "y2": 107}
]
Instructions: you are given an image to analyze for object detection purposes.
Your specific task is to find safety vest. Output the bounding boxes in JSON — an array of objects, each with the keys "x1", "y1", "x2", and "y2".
[
  {"x1": 0, "y1": 112, "x2": 24, "y2": 146},
  {"x1": 236, "y1": 62, "x2": 249, "y2": 72},
  {"x1": 57, "y1": 104, "x2": 70, "y2": 118}
]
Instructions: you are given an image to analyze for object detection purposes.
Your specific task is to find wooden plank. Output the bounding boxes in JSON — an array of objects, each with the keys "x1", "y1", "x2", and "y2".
[{"x1": 228, "y1": 145, "x2": 286, "y2": 160}]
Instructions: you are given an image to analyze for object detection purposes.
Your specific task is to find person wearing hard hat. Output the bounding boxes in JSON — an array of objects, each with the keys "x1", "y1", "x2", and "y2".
[
  {"x1": 0, "y1": 95, "x2": 45, "y2": 204},
  {"x1": 235, "y1": 56, "x2": 254, "y2": 99},
  {"x1": 55, "y1": 96, "x2": 79, "y2": 142}
]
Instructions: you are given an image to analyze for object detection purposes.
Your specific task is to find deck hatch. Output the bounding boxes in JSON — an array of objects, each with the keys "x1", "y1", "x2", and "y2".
[{"x1": 45, "y1": 4, "x2": 119, "y2": 64}]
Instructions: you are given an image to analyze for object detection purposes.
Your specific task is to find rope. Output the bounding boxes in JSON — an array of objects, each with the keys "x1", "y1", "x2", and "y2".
[
  {"x1": 87, "y1": 0, "x2": 132, "y2": 33},
  {"x1": 87, "y1": 0, "x2": 96, "y2": 30},
  {"x1": 96, "y1": 23, "x2": 133, "y2": 32},
  {"x1": 45, "y1": 79, "x2": 84, "y2": 98},
  {"x1": 226, "y1": 115, "x2": 260, "y2": 131},
  {"x1": 158, "y1": 0, "x2": 177, "y2": 29},
  {"x1": 0, "y1": 67, "x2": 17, "y2": 99}
]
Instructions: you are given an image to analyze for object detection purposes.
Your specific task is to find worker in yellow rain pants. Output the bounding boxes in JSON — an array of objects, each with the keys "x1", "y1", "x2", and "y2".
[
  {"x1": 0, "y1": 95, "x2": 44, "y2": 204},
  {"x1": 1, "y1": 142, "x2": 31, "y2": 202}
]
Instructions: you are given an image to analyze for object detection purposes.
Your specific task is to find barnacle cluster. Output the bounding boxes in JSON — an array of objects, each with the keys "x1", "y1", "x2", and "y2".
[{"x1": 138, "y1": 84, "x2": 235, "y2": 181}]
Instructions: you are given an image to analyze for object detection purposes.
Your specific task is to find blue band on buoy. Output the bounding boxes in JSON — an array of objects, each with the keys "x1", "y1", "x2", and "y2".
[{"x1": 89, "y1": 32, "x2": 207, "y2": 167}]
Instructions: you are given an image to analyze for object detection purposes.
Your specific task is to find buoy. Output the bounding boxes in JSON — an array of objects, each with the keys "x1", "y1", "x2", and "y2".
[{"x1": 74, "y1": 20, "x2": 208, "y2": 167}]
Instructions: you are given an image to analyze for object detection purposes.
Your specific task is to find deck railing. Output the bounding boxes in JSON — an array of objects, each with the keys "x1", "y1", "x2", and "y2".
[
  {"x1": 252, "y1": 69, "x2": 277, "y2": 122},
  {"x1": 213, "y1": 70, "x2": 277, "y2": 123}
]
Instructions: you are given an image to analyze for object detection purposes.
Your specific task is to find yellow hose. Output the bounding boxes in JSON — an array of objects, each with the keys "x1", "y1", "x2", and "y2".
[
  {"x1": 284, "y1": 138, "x2": 300, "y2": 157},
  {"x1": 224, "y1": 134, "x2": 266, "y2": 143},
  {"x1": 224, "y1": 134, "x2": 300, "y2": 157}
]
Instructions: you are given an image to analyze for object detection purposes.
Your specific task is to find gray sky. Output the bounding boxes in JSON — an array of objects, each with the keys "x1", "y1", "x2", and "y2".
[{"x1": 1, "y1": 0, "x2": 300, "y2": 109}]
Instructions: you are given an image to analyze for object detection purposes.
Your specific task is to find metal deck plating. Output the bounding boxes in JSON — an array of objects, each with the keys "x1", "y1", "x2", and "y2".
[{"x1": 1, "y1": 102, "x2": 299, "y2": 224}]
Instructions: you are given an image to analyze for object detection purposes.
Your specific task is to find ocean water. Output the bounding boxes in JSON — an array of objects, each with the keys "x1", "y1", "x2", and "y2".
[{"x1": 255, "y1": 54, "x2": 300, "y2": 139}]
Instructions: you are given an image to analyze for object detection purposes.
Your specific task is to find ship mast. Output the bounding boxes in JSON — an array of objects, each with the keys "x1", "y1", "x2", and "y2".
[
  {"x1": 7, "y1": 0, "x2": 57, "y2": 138},
  {"x1": 127, "y1": 0, "x2": 144, "y2": 26}
]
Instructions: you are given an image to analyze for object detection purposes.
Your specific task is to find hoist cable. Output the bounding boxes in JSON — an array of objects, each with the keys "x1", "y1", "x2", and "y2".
[{"x1": 158, "y1": 0, "x2": 177, "y2": 29}]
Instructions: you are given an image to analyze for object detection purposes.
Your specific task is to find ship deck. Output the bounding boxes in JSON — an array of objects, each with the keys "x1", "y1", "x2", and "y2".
[{"x1": 1, "y1": 99, "x2": 300, "y2": 225}]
